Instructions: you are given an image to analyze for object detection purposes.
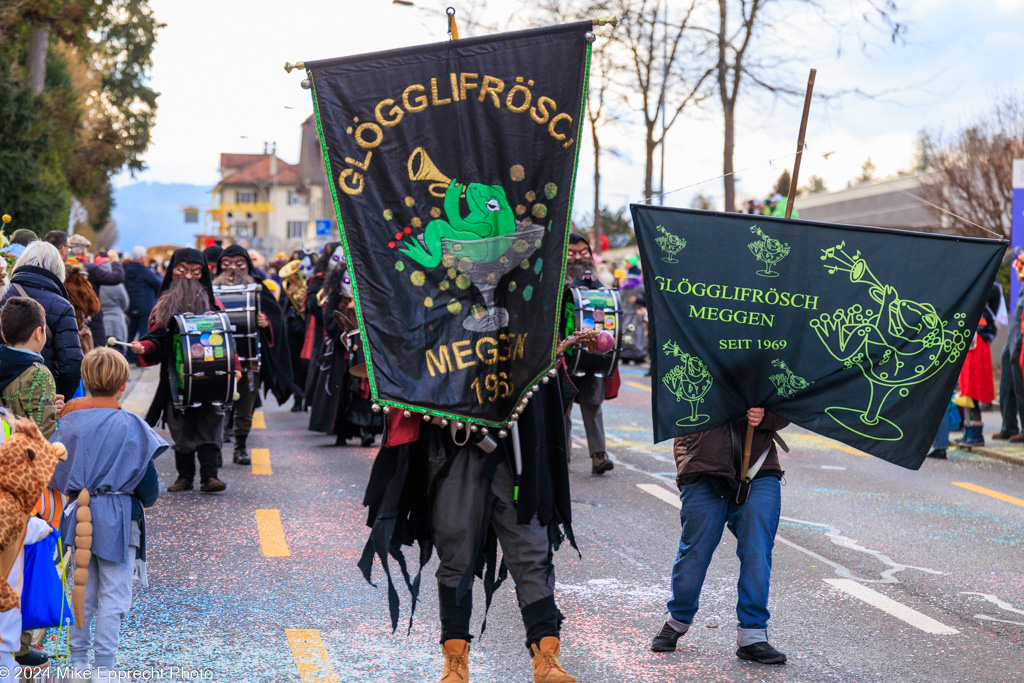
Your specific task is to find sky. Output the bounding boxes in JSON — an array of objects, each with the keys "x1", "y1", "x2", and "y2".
[{"x1": 115, "y1": 0, "x2": 1024, "y2": 224}]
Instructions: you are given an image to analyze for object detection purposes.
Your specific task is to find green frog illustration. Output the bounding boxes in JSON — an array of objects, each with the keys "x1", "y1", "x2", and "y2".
[{"x1": 399, "y1": 179, "x2": 516, "y2": 268}]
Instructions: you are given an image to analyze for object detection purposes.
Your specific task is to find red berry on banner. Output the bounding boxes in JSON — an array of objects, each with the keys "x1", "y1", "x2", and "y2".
[
  {"x1": 395, "y1": 232, "x2": 403, "y2": 240},
  {"x1": 404, "y1": 226, "x2": 412, "y2": 235},
  {"x1": 388, "y1": 241, "x2": 396, "y2": 249}
]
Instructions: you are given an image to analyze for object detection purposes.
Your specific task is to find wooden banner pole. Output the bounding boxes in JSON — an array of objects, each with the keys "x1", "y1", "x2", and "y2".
[
  {"x1": 785, "y1": 68, "x2": 817, "y2": 220},
  {"x1": 742, "y1": 68, "x2": 817, "y2": 484}
]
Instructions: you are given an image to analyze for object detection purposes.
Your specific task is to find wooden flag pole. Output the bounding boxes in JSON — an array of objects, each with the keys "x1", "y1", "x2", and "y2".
[
  {"x1": 741, "y1": 68, "x2": 816, "y2": 485},
  {"x1": 785, "y1": 68, "x2": 816, "y2": 220}
]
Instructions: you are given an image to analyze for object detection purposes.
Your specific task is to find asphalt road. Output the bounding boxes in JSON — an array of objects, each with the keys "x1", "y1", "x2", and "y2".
[{"x1": 70, "y1": 364, "x2": 1024, "y2": 682}]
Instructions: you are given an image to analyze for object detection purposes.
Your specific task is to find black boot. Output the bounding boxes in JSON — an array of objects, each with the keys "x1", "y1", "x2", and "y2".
[{"x1": 233, "y1": 436, "x2": 250, "y2": 465}]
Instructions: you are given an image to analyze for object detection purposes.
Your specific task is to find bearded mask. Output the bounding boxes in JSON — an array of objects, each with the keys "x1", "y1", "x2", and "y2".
[
  {"x1": 213, "y1": 269, "x2": 257, "y2": 286},
  {"x1": 151, "y1": 277, "x2": 212, "y2": 326},
  {"x1": 565, "y1": 253, "x2": 597, "y2": 286}
]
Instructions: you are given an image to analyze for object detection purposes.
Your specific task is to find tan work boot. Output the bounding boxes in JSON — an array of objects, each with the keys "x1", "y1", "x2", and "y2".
[
  {"x1": 530, "y1": 636, "x2": 576, "y2": 683},
  {"x1": 439, "y1": 639, "x2": 470, "y2": 683}
]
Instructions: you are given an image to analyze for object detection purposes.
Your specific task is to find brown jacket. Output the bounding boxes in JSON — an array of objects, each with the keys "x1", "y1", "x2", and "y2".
[{"x1": 673, "y1": 412, "x2": 788, "y2": 487}]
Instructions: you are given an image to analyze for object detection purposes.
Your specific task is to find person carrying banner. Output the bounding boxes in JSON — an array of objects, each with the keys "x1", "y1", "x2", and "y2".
[
  {"x1": 362, "y1": 385, "x2": 577, "y2": 683},
  {"x1": 651, "y1": 407, "x2": 789, "y2": 665},
  {"x1": 130, "y1": 249, "x2": 233, "y2": 493},
  {"x1": 214, "y1": 245, "x2": 303, "y2": 464},
  {"x1": 562, "y1": 233, "x2": 617, "y2": 475}
]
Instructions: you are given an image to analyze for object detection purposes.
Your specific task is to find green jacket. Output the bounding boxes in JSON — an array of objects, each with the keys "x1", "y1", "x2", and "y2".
[{"x1": 1, "y1": 363, "x2": 59, "y2": 438}]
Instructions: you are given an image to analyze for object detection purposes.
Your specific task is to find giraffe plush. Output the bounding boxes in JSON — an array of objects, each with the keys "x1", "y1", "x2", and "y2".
[{"x1": 0, "y1": 419, "x2": 67, "y2": 611}]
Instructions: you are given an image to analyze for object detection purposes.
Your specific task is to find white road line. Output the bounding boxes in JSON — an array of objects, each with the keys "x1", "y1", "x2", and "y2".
[
  {"x1": 637, "y1": 483, "x2": 680, "y2": 508},
  {"x1": 820, "y1": 465, "x2": 847, "y2": 470},
  {"x1": 637, "y1": 483, "x2": 961, "y2": 637},
  {"x1": 824, "y1": 579, "x2": 959, "y2": 635}
]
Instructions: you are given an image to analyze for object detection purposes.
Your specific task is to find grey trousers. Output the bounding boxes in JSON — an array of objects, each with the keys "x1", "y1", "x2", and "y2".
[
  {"x1": 565, "y1": 374, "x2": 606, "y2": 455},
  {"x1": 432, "y1": 448, "x2": 555, "y2": 609},
  {"x1": 69, "y1": 545, "x2": 136, "y2": 671},
  {"x1": 233, "y1": 371, "x2": 259, "y2": 441}
]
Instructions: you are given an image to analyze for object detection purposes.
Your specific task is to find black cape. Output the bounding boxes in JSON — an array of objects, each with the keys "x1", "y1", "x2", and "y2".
[
  {"x1": 215, "y1": 244, "x2": 304, "y2": 405},
  {"x1": 358, "y1": 375, "x2": 576, "y2": 633}
]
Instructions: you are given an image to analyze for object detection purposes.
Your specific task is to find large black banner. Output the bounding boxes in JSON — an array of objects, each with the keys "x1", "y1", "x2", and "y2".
[
  {"x1": 632, "y1": 205, "x2": 1005, "y2": 469},
  {"x1": 306, "y1": 23, "x2": 592, "y2": 426}
]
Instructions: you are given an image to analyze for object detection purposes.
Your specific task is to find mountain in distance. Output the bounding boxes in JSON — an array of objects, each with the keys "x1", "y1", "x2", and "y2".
[{"x1": 111, "y1": 182, "x2": 214, "y2": 251}]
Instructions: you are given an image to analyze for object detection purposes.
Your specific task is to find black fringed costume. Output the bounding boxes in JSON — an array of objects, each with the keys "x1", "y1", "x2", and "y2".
[{"x1": 358, "y1": 375, "x2": 576, "y2": 648}]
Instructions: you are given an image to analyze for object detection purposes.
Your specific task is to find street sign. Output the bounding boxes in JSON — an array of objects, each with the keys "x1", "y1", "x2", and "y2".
[{"x1": 316, "y1": 219, "x2": 332, "y2": 236}]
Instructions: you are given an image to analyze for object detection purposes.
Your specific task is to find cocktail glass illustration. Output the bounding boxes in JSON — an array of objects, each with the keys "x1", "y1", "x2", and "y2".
[
  {"x1": 655, "y1": 225, "x2": 687, "y2": 263},
  {"x1": 442, "y1": 225, "x2": 545, "y2": 332},
  {"x1": 662, "y1": 341, "x2": 712, "y2": 427},
  {"x1": 748, "y1": 226, "x2": 790, "y2": 277},
  {"x1": 813, "y1": 242, "x2": 970, "y2": 441}
]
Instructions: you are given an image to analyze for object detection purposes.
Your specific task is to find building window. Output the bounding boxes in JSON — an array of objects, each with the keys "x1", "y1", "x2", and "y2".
[
  {"x1": 236, "y1": 191, "x2": 256, "y2": 204},
  {"x1": 287, "y1": 221, "x2": 306, "y2": 239}
]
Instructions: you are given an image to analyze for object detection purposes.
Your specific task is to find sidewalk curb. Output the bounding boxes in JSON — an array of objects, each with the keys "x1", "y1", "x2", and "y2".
[{"x1": 955, "y1": 443, "x2": 1024, "y2": 467}]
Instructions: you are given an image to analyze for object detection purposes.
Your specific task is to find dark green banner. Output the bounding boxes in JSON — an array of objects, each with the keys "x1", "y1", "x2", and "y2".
[
  {"x1": 632, "y1": 205, "x2": 1005, "y2": 469},
  {"x1": 305, "y1": 23, "x2": 592, "y2": 426}
]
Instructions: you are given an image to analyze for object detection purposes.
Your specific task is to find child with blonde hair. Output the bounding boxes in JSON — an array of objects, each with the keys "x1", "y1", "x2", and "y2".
[{"x1": 50, "y1": 347, "x2": 168, "y2": 678}]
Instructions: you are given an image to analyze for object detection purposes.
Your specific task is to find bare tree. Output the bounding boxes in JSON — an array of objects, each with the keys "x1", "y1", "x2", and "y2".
[
  {"x1": 921, "y1": 95, "x2": 1024, "y2": 240},
  {"x1": 586, "y1": 43, "x2": 621, "y2": 251},
  {"x1": 709, "y1": 0, "x2": 905, "y2": 212},
  {"x1": 613, "y1": 0, "x2": 712, "y2": 202}
]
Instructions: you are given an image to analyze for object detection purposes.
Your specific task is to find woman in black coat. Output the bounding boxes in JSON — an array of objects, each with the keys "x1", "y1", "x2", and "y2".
[{"x1": 0, "y1": 241, "x2": 84, "y2": 397}]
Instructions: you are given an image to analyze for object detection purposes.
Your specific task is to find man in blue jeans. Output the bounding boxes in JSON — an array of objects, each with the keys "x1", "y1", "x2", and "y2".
[{"x1": 651, "y1": 407, "x2": 788, "y2": 664}]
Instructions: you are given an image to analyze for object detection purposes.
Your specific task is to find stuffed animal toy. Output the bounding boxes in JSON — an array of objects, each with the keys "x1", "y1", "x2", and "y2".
[{"x1": 0, "y1": 420, "x2": 67, "y2": 612}]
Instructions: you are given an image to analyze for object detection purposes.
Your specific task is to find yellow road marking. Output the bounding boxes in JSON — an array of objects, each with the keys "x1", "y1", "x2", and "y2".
[
  {"x1": 625, "y1": 380, "x2": 651, "y2": 393},
  {"x1": 252, "y1": 411, "x2": 266, "y2": 429},
  {"x1": 952, "y1": 482, "x2": 1024, "y2": 509},
  {"x1": 251, "y1": 448, "x2": 272, "y2": 475},
  {"x1": 285, "y1": 629, "x2": 338, "y2": 682},
  {"x1": 787, "y1": 432, "x2": 870, "y2": 457},
  {"x1": 255, "y1": 509, "x2": 290, "y2": 557}
]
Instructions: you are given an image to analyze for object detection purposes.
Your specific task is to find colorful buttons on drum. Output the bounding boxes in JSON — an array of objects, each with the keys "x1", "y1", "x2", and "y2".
[
  {"x1": 209, "y1": 333, "x2": 224, "y2": 346},
  {"x1": 191, "y1": 344, "x2": 205, "y2": 358}
]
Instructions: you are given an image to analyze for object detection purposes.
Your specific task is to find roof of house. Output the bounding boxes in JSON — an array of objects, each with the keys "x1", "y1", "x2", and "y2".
[
  {"x1": 219, "y1": 155, "x2": 299, "y2": 186},
  {"x1": 220, "y1": 153, "x2": 265, "y2": 172}
]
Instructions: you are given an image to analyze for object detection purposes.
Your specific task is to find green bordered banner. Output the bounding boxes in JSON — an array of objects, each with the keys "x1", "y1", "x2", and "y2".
[
  {"x1": 305, "y1": 22, "x2": 592, "y2": 427},
  {"x1": 633, "y1": 205, "x2": 1006, "y2": 469}
]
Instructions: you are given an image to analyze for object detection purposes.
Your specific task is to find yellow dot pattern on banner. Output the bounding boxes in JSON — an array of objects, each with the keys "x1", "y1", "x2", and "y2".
[{"x1": 209, "y1": 333, "x2": 223, "y2": 345}]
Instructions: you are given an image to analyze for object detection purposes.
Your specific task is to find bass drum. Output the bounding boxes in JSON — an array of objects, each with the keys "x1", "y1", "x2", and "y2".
[
  {"x1": 169, "y1": 312, "x2": 237, "y2": 408},
  {"x1": 213, "y1": 283, "x2": 261, "y2": 371},
  {"x1": 563, "y1": 287, "x2": 623, "y2": 377}
]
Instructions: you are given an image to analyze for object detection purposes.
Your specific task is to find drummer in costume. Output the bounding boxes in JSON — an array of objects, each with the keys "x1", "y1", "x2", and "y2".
[
  {"x1": 213, "y1": 244, "x2": 303, "y2": 464},
  {"x1": 131, "y1": 249, "x2": 234, "y2": 493},
  {"x1": 563, "y1": 233, "x2": 619, "y2": 475},
  {"x1": 362, "y1": 384, "x2": 577, "y2": 681}
]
